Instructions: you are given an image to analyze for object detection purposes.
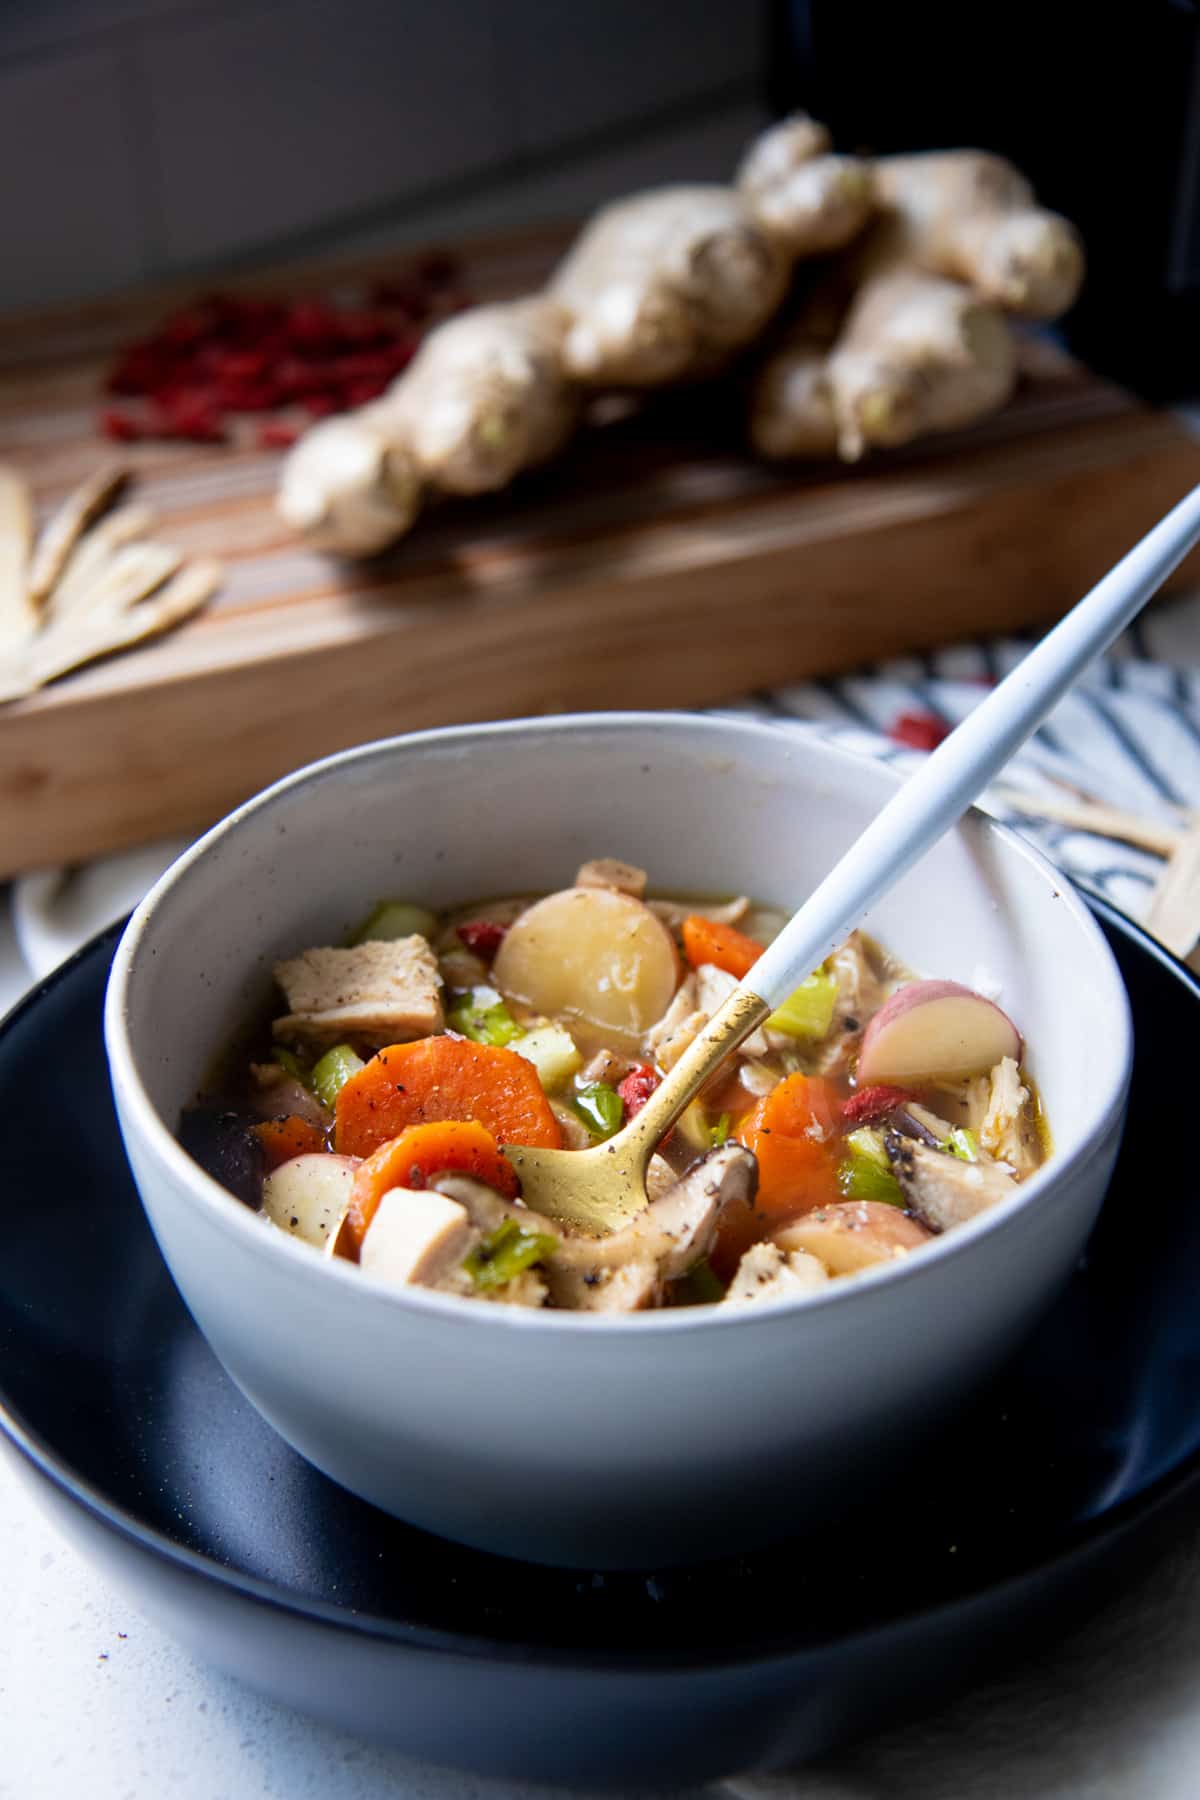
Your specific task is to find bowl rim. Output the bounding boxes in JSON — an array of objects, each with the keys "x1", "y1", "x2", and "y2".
[{"x1": 103, "y1": 710, "x2": 1134, "y2": 1336}]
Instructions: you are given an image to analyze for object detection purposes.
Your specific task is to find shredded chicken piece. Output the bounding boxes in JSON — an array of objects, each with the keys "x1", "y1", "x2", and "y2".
[
  {"x1": 575, "y1": 858, "x2": 648, "y2": 899},
  {"x1": 695, "y1": 963, "x2": 770, "y2": 1057},
  {"x1": 274, "y1": 936, "x2": 443, "y2": 1048},
  {"x1": 814, "y1": 930, "x2": 900, "y2": 1075},
  {"x1": 884, "y1": 1132, "x2": 1016, "y2": 1232},
  {"x1": 647, "y1": 894, "x2": 751, "y2": 930},
  {"x1": 645, "y1": 975, "x2": 707, "y2": 1070},
  {"x1": 550, "y1": 1099, "x2": 593, "y2": 1150},
  {"x1": 981, "y1": 1055, "x2": 1041, "y2": 1177},
  {"x1": 723, "y1": 1241, "x2": 830, "y2": 1304},
  {"x1": 580, "y1": 1047, "x2": 629, "y2": 1086}
]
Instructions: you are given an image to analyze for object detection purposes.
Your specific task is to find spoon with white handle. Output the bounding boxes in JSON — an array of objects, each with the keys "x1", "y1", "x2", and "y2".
[{"x1": 505, "y1": 484, "x2": 1200, "y2": 1232}]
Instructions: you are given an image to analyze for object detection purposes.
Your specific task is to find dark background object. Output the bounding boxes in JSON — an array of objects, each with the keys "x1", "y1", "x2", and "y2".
[{"x1": 769, "y1": 0, "x2": 1200, "y2": 398}]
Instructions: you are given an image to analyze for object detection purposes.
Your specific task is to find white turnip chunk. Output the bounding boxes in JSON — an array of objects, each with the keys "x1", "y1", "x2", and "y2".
[
  {"x1": 857, "y1": 979, "x2": 1021, "y2": 1083},
  {"x1": 262, "y1": 1153, "x2": 357, "y2": 1249},
  {"x1": 493, "y1": 886, "x2": 679, "y2": 1051}
]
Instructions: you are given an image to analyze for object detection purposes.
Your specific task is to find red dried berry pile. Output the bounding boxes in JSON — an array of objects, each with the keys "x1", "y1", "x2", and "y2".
[{"x1": 100, "y1": 252, "x2": 466, "y2": 450}]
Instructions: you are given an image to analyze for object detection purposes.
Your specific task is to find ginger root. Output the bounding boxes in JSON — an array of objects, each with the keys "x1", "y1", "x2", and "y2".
[
  {"x1": 549, "y1": 185, "x2": 792, "y2": 388},
  {"x1": 749, "y1": 144, "x2": 1081, "y2": 462},
  {"x1": 384, "y1": 296, "x2": 578, "y2": 495},
  {"x1": 277, "y1": 406, "x2": 422, "y2": 555},
  {"x1": 873, "y1": 150, "x2": 1084, "y2": 321},
  {"x1": 736, "y1": 114, "x2": 875, "y2": 258}
]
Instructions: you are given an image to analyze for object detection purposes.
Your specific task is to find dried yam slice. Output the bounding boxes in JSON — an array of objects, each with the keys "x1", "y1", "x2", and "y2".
[
  {"x1": 26, "y1": 464, "x2": 128, "y2": 608},
  {"x1": 0, "y1": 464, "x2": 35, "y2": 650}
]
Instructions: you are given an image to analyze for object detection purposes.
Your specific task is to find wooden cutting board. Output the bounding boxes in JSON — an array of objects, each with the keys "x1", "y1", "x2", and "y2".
[{"x1": 2, "y1": 224, "x2": 1199, "y2": 879}]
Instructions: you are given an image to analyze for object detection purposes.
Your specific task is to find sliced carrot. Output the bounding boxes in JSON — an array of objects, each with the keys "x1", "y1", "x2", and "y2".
[
  {"x1": 334, "y1": 1035, "x2": 562, "y2": 1159},
  {"x1": 254, "y1": 1114, "x2": 327, "y2": 1170},
  {"x1": 341, "y1": 1119, "x2": 518, "y2": 1255},
  {"x1": 734, "y1": 1072, "x2": 841, "y2": 1220},
  {"x1": 681, "y1": 915, "x2": 764, "y2": 980}
]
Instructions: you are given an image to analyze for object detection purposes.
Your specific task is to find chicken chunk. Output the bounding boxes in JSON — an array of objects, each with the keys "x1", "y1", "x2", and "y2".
[
  {"x1": 273, "y1": 935, "x2": 443, "y2": 1048},
  {"x1": 723, "y1": 1241, "x2": 830, "y2": 1304},
  {"x1": 575, "y1": 857, "x2": 648, "y2": 899},
  {"x1": 884, "y1": 1132, "x2": 1016, "y2": 1232},
  {"x1": 981, "y1": 1055, "x2": 1042, "y2": 1177},
  {"x1": 360, "y1": 1188, "x2": 474, "y2": 1286},
  {"x1": 544, "y1": 1143, "x2": 757, "y2": 1312}
]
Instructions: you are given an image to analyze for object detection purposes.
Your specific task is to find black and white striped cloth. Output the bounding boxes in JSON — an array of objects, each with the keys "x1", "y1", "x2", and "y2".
[{"x1": 712, "y1": 590, "x2": 1200, "y2": 926}]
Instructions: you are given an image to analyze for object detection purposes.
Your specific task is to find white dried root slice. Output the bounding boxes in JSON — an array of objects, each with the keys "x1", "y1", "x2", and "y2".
[
  {"x1": 277, "y1": 406, "x2": 422, "y2": 554},
  {"x1": 26, "y1": 463, "x2": 129, "y2": 609},
  {"x1": 0, "y1": 464, "x2": 35, "y2": 650},
  {"x1": 67, "y1": 540, "x2": 184, "y2": 617},
  {"x1": 873, "y1": 151, "x2": 1084, "y2": 321},
  {"x1": 738, "y1": 115, "x2": 875, "y2": 257},
  {"x1": 48, "y1": 503, "x2": 158, "y2": 622},
  {"x1": 384, "y1": 297, "x2": 580, "y2": 496},
  {"x1": 550, "y1": 185, "x2": 790, "y2": 386},
  {"x1": 0, "y1": 557, "x2": 222, "y2": 702}
]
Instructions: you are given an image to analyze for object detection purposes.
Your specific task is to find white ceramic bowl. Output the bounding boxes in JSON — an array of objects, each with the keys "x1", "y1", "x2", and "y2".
[{"x1": 104, "y1": 714, "x2": 1132, "y2": 1569}]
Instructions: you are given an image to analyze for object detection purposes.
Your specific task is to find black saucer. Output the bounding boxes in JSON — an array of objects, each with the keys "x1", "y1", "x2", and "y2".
[{"x1": 1, "y1": 898, "x2": 1197, "y2": 1788}]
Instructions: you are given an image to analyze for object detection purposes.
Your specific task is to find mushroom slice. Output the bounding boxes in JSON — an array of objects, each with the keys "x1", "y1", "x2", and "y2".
[
  {"x1": 775, "y1": 1201, "x2": 933, "y2": 1274},
  {"x1": 544, "y1": 1143, "x2": 757, "y2": 1311},
  {"x1": 262, "y1": 1152, "x2": 357, "y2": 1250},
  {"x1": 724, "y1": 1241, "x2": 830, "y2": 1304},
  {"x1": 884, "y1": 1133, "x2": 1016, "y2": 1232},
  {"x1": 360, "y1": 1187, "x2": 475, "y2": 1287}
]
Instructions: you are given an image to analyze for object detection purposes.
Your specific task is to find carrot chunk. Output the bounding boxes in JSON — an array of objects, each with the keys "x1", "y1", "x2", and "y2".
[
  {"x1": 334, "y1": 1035, "x2": 562, "y2": 1159},
  {"x1": 681, "y1": 915, "x2": 764, "y2": 980},
  {"x1": 253, "y1": 1114, "x2": 327, "y2": 1170},
  {"x1": 734, "y1": 1073, "x2": 841, "y2": 1219},
  {"x1": 341, "y1": 1119, "x2": 518, "y2": 1255}
]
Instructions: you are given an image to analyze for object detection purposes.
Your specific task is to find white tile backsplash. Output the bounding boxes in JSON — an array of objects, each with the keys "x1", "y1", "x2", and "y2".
[
  {"x1": 0, "y1": 0, "x2": 770, "y2": 309},
  {"x1": 0, "y1": 45, "x2": 148, "y2": 306},
  {"x1": 137, "y1": 0, "x2": 504, "y2": 265}
]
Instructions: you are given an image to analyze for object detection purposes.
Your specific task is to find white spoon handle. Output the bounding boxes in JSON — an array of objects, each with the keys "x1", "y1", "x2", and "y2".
[{"x1": 747, "y1": 483, "x2": 1200, "y2": 1009}]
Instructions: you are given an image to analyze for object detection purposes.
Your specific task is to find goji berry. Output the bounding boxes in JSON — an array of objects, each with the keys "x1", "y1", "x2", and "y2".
[
  {"x1": 456, "y1": 920, "x2": 508, "y2": 958},
  {"x1": 617, "y1": 1064, "x2": 659, "y2": 1120},
  {"x1": 841, "y1": 1084, "x2": 916, "y2": 1125},
  {"x1": 889, "y1": 711, "x2": 951, "y2": 752}
]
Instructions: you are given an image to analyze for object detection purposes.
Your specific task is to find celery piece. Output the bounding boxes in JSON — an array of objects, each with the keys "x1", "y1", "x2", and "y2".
[
  {"x1": 510, "y1": 1023, "x2": 581, "y2": 1091},
  {"x1": 944, "y1": 1128, "x2": 980, "y2": 1163},
  {"x1": 571, "y1": 1082, "x2": 624, "y2": 1141},
  {"x1": 348, "y1": 900, "x2": 438, "y2": 945},
  {"x1": 446, "y1": 988, "x2": 524, "y2": 1048},
  {"x1": 710, "y1": 1112, "x2": 731, "y2": 1148},
  {"x1": 845, "y1": 1126, "x2": 888, "y2": 1169},
  {"x1": 463, "y1": 1218, "x2": 559, "y2": 1290},
  {"x1": 837, "y1": 1141, "x2": 905, "y2": 1207},
  {"x1": 310, "y1": 1043, "x2": 365, "y2": 1110},
  {"x1": 677, "y1": 1257, "x2": 726, "y2": 1305},
  {"x1": 272, "y1": 1045, "x2": 311, "y2": 1086},
  {"x1": 675, "y1": 1098, "x2": 713, "y2": 1154},
  {"x1": 766, "y1": 969, "x2": 839, "y2": 1041}
]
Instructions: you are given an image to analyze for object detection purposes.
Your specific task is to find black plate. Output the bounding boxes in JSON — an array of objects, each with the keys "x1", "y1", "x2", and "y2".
[{"x1": 1, "y1": 898, "x2": 1198, "y2": 1789}]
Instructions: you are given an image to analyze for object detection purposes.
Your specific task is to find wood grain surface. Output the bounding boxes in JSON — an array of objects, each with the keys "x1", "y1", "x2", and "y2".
[{"x1": 2, "y1": 225, "x2": 1199, "y2": 877}]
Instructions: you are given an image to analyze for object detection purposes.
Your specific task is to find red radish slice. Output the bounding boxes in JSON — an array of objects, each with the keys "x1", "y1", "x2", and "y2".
[{"x1": 858, "y1": 980, "x2": 1021, "y2": 1083}]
